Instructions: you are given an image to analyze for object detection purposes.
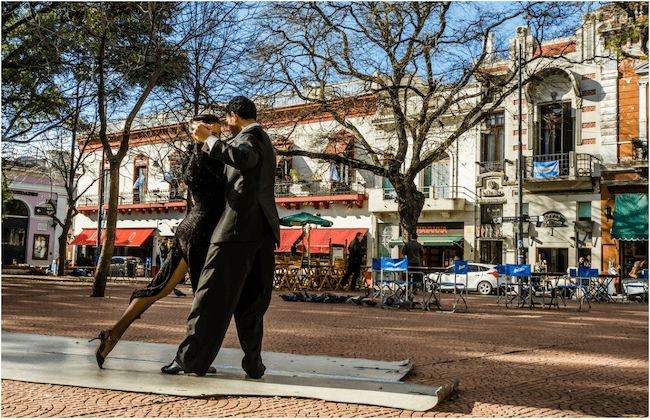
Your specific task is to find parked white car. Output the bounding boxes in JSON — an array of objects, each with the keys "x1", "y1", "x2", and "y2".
[{"x1": 427, "y1": 263, "x2": 498, "y2": 295}]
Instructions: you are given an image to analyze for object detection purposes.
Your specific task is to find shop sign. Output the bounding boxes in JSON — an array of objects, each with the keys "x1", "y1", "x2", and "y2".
[
  {"x1": 541, "y1": 211, "x2": 567, "y2": 227},
  {"x1": 417, "y1": 222, "x2": 464, "y2": 236}
]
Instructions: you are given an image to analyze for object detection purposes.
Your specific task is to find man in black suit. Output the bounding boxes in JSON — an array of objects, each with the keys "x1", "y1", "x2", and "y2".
[
  {"x1": 340, "y1": 232, "x2": 364, "y2": 290},
  {"x1": 162, "y1": 96, "x2": 280, "y2": 378}
]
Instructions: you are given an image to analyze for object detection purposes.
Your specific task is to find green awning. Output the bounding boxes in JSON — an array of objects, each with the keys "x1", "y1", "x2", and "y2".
[
  {"x1": 389, "y1": 236, "x2": 464, "y2": 246},
  {"x1": 612, "y1": 193, "x2": 649, "y2": 241}
]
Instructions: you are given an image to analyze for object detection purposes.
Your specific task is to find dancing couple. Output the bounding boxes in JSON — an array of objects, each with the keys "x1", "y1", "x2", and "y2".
[{"x1": 91, "y1": 96, "x2": 280, "y2": 378}]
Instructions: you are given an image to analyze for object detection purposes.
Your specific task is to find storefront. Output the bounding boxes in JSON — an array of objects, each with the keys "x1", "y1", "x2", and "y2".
[
  {"x1": 388, "y1": 222, "x2": 464, "y2": 268},
  {"x1": 611, "y1": 193, "x2": 649, "y2": 278},
  {"x1": 70, "y1": 228, "x2": 155, "y2": 264}
]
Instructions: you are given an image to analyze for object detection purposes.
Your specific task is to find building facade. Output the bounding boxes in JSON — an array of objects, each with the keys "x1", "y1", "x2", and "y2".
[
  {"x1": 71, "y1": 10, "x2": 648, "y2": 275},
  {"x1": 3, "y1": 161, "x2": 68, "y2": 268}
]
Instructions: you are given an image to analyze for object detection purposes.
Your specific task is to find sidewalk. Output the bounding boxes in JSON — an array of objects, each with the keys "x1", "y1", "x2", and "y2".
[{"x1": 2, "y1": 276, "x2": 648, "y2": 417}]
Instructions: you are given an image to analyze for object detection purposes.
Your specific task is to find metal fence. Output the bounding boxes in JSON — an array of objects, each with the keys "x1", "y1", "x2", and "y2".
[{"x1": 77, "y1": 188, "x2": 188, "y2": 207}]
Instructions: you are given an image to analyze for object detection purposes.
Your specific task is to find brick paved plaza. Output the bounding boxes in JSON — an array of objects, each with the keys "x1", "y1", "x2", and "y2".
[{"x1": 1, "y1": 276, "x2": 648, "y2": 417}]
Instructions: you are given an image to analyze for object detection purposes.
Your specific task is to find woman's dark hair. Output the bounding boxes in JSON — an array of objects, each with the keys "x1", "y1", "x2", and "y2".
[
  {"x1": 225, "y1": 96, "x2": 256, "y2": 120},
  {"x1": 193, "y1": 114, "x2": 221, "y2": 123}
]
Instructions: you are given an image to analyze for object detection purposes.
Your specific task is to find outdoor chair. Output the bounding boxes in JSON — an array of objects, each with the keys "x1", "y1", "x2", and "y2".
[
  {"x1": 557, "y1": 267, "x2": 592, "y2": 311},
  {"x1": 437, "y1": 260, "x2": 468, "y2": 313},
  {"x1": 371, "y1": 257, "x2": 409, "y2": 308},
  {"x1": 405, "y1": 268, "x2": 427, "y2": 310},
  {"x1": 504, "y1": 264, "x2": 532, "y2": 309}
]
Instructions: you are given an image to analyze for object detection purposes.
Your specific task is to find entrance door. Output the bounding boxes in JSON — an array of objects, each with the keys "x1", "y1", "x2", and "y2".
[
  {"x1": 537, "y1": 248, "x2": 568, "y2": 273},
  {"x1": 2, "y1": 200, "x2": 29, "y2": 265},
  {"x1": 480, "y1": 241, "x2": 503, "y2": 264}
]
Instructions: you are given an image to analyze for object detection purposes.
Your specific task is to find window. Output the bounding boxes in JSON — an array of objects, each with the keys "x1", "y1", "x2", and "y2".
[
  {"x1": 32, "y1": 234, "x2": 49, "y2": 260},
  {"x1": 169, "y1": 156, "x2": 183, "y2": 201},
  {"x1": 3, "y1": 227, "x2": 26, "y2": 247},
  {"x1": 133, "y1": 165, "x2": 147, "y2": 203},
  {"x1": 422, "y1": 154, "x2": 451, "y2": 198},
  {"x1": 481, "y1": 204, "x2": 503, "y2": 224},
  {"x1": 428, "y1": 157, "x2": 450, "y2": 198},
  {"x1": 536, "y1": 102, "x2": 574, "y2": 176},
  {"x1": 515, "y1": 203, "x2": 529, "y2": 217},
  {"x1": 383, "y1": 177, "x2": 396, "y2": 200},
  {"x1": 480, "y1": 113, "x2": 504, "y2": 173},
  {"x1": 578, "y1": 202, "x2": 591, "y2": 221},
  {"x1": 276, "y1": 157, "x2": 292, "y2": 182}
]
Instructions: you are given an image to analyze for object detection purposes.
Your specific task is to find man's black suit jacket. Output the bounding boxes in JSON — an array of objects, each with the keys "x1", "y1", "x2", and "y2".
[{"x1": 204, "y1": 124, "x2": 280, "y2": 245}]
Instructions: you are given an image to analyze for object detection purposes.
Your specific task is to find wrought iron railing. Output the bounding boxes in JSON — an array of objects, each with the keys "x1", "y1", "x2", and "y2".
[
  {"x1": 523, "y1": 153, "x2": 601, "y2": 179},
  {"x1": 274, "y1": 180, "x2": 366, "y2": 198},
  {"x1": 77, "y1": 188, "x2": 188, "y2": 207},
  {"x1": 383, "y1": 185, "x2": 476, "y2": 201},
  {"x1": 478, "y1": 161, "x2": 505, "y2": 174}
]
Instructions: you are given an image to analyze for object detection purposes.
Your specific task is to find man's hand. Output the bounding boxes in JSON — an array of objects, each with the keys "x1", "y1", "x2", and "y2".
[{"x1": 193, "y1": 122, "x2": 220, "y2": 143}]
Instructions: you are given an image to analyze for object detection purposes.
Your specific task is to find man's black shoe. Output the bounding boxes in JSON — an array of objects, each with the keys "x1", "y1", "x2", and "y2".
[
  {"x1": 161, "y1": 360, "x2": 208, "y2": 376},
  {"x1": 161, "y1": 360, "x2": 183, "y2": 374}
]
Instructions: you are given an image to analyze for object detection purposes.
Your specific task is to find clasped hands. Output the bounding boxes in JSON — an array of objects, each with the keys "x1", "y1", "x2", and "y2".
[{"x1": 192, "y1": 121, "x2": 221, "y2": 143}]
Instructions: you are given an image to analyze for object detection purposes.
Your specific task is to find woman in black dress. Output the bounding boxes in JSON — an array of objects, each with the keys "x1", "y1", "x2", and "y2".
[{"x1": 91, "y1": 115, "x2": 225, "y2": 368}]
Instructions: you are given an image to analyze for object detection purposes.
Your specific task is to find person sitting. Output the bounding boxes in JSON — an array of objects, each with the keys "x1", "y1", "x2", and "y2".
[{"x1": 629, "y1": 261, "x2": 642, "y2": 278}]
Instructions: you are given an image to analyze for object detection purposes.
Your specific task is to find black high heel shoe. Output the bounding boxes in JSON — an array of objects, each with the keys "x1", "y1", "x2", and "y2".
[{"x1": 89, "y1": 330, "x2": 117, "y2": 369}]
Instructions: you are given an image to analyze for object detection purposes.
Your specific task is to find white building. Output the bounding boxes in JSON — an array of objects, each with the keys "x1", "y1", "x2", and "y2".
[{"x1": 72, "y1": 12, "x2": 638, "y2": 274}]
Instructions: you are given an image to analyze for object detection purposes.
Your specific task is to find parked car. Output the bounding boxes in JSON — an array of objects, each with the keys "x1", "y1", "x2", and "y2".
[
  {"x1": 427, "y1": 263, "x2": 498, "y2": 295},
  {"x1": 109, "y1": 256, "x2": 141, "y2": 277}
]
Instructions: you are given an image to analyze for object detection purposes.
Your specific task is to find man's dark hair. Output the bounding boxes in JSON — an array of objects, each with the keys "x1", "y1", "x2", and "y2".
[
  {"x1": 193, "y1": 114, "x2": 221, "y2": 123},
  {"x1": 225, "y1": 96, "x2": 257, "y2": 120},
  {"x1": 411, "y1": 233, "x2": 418, "y2": 239}
]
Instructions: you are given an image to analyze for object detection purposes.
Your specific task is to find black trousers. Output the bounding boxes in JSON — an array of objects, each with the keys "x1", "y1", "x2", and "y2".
[
  {"x1": 175, "y1": 233, "x2": 275, "y2": 374},
  {"x1": 341, "y1": 261, "x2": 361, "y2": 288}
]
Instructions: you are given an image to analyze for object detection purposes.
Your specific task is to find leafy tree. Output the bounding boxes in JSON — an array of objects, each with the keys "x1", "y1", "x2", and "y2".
[
  {"x1": 2, "y1": 2, "x2": 79, "y2": 143},
  {"x1": 253, "y1": 1, "x2": 590, "y2": 238},
  {"x1": 62, "y1": 2, "x2": 191, "y2": 297}
]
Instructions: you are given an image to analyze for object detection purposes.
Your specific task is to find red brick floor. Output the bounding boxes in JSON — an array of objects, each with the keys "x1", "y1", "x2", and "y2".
[{"x1": 1, "y1": 276, "x2": 648, "y2": 417}]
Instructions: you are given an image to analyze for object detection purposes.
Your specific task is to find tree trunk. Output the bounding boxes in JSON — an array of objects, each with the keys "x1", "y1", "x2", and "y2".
[
  {"x1": 90, "y1": 160, "x2": 121, "y2": 297},
  {"x1": 395, "y1": 181, "x2": 425, "y2": 241},
  {"x1": 55, "y1": 213, "x2": 73, "y2": 276}
]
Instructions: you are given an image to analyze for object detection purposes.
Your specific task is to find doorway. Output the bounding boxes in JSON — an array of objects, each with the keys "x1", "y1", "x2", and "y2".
[{"x1": 537, "y1": 248, "x2": 568, "y2": 273}]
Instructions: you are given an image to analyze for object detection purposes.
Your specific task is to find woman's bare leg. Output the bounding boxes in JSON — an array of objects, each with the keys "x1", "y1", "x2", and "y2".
[{"x1": 100, "y1": 258, "x2": 188, "y2": 359}]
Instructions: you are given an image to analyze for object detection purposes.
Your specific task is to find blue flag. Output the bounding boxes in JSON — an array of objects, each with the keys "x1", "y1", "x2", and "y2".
[
  {"x1": 533, "y1": 160, "x2": 559, "y2": 178},
  {"x1": 133, "y1": 173, "x2": 145, "y2": 190},
  {"x1": 330, "y1": 165, "x2": 340, "y2": 182},
  {"x1": 161, "y1": 169, "x2": 175, "y2": 183}
]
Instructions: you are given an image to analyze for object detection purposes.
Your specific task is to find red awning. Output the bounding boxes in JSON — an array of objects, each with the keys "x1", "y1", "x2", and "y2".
[
  {"x1": 296, "y1": 228, "x2": 368, "y2": 254},
  {"x1": 276, "y1": 228, "x2": 304, "y2": 253},
  {"x1": 71, "y1": 228, "x2": 155, "y2": 247}
]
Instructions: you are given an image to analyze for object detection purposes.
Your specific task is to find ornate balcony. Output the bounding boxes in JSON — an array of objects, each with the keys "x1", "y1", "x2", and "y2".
[
  {"x1": 76, "y1": 188, "x2": 188, "y2": 215},
  {"x1": 274, "y1": 180, "x2": 367, "y2": 210},
  {"x1": 522, "y1": 152, "x2": 601, "y2": 191}
]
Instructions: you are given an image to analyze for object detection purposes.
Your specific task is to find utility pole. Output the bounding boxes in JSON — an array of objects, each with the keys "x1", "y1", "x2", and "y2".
[{"x1": 516, "y1": 43, "x2": 524, "y2": 265}]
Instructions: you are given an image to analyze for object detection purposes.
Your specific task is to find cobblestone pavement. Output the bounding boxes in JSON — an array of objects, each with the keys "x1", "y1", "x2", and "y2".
[{"x1": 2, "y1": 276, "x2": 648, "y2": 417}]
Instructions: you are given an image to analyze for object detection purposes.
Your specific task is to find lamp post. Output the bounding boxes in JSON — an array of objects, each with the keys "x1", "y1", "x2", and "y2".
[{"x1": 517, "y1": 43, "x2": 524, "y2": 265}]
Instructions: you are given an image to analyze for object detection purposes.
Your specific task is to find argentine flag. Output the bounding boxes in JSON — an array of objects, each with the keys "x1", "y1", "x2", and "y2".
[
  {"x1": 161, "y1": 169, "x2": 175, "y2": 183},
  {"x1": 133, "y1": 173, "x2": 145, "y2": 190},
  {"x1": 330, "y1": 165, "x2": 340, "y2": 182},
  {"x1": 533, "y1": 160, "x2": 559, "y2": 178}
]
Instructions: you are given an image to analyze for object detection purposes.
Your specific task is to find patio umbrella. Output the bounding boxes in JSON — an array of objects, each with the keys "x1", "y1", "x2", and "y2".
[
  {"x1": 279, "y1": 212, "x2": 333, "y2": 227},
  {"x1": 279, "y1": 212, "x2": 333, "y2": 265}
]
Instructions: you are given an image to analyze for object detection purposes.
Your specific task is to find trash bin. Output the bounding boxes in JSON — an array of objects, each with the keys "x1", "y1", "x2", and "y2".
[{"x1": 126, "y1": 261, "x2": 136, "y2": 277}]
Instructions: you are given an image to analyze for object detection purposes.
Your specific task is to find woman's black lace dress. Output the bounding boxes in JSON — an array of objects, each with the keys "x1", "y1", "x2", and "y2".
[{"x1": 131, "y1": 143, "x2": 225, "y2": 300}]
